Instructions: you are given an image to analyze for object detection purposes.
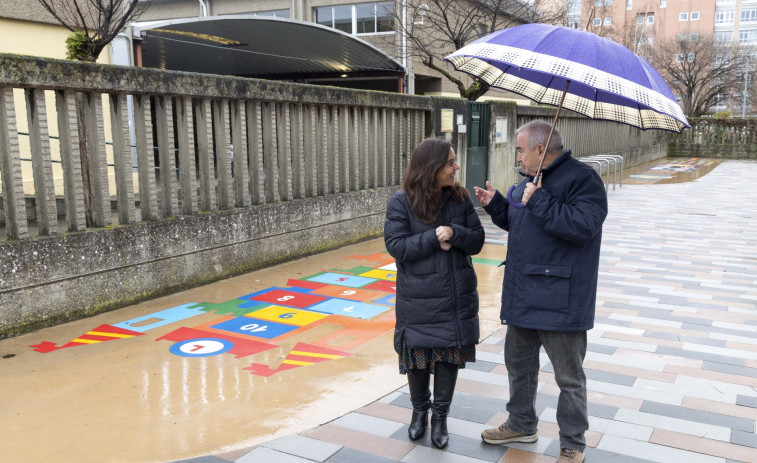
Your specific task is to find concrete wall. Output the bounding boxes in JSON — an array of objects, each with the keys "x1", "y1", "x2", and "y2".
[{"x1": 1, "y1": 187, "x2": 395, "y2": 337}]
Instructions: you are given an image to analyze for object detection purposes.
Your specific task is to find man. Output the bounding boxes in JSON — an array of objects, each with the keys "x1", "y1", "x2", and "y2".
[{"x1": 474, "y1": 120, "x2": 607, "y2": 463}]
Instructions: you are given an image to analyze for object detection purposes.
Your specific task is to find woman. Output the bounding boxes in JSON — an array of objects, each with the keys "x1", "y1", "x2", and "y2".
[{"x1": 384, "y1": 137, "x2": 485, "y2": 449}]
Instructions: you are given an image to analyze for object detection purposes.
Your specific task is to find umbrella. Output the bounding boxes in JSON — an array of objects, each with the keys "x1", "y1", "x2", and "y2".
[{"x1": 443, "y1": 23, "x2": 690, "y2": 207}]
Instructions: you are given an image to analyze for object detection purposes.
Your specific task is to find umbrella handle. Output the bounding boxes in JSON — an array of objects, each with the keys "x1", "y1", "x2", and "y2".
[{"x1": 507, "y1": 185, "x2": 526, "y2": 209}]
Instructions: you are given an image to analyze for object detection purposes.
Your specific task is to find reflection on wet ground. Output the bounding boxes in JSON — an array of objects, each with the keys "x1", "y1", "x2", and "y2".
[{"x1": 623, "y1": 157, "x2": 724, "y2": 185}]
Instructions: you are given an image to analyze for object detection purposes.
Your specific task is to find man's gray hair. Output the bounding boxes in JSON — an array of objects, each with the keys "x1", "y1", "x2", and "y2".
[{"x1": 517, "y1": 120, "x2": 563, "y2": 155}]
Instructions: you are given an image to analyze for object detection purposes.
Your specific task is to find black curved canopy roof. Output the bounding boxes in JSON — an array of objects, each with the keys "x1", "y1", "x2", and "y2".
[{"x1": 132, "y1": 15, "x2": 406, "y2": 81}]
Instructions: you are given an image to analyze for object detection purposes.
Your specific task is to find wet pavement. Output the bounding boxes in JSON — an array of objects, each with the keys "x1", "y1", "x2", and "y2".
[{"x1": 1, "y1": 157, "x2": 755, "y2": 463}]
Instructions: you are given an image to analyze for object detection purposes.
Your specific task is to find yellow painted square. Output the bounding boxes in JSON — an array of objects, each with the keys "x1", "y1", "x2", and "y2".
[
  {"x1": 359, "y1": 269, "x2": 397, "y2": 281},
  {"x1": 246, "y1": 305, "x2": 328, "y2": 326}
]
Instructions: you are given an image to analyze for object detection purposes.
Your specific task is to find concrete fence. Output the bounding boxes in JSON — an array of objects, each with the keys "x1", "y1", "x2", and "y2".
[
  {"x1": 0, "y1": 54, "x2": 665, "y2": 338},
  {"x1": 668, "y1": 117, "x2": 757, "y2": 159}
]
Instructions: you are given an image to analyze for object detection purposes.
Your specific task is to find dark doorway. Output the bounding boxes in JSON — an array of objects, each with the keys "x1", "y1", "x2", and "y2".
[{"x1": 465, "y1": 102, "x2": 489, "y2": 194}]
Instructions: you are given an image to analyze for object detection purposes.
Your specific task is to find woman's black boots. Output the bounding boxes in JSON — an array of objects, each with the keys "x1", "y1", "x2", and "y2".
[
  {"x1": 406, "y1": 368, "x2": 431, "y2": 440},
  {"x1": 430, "y1": 362, "x2": 459, "y2": 449}
]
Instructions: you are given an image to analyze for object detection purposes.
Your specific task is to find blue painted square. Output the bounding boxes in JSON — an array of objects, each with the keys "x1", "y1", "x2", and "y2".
[
  {"x1": 306, "y1": 273, "x2": 377, "y2": 288},
  {"x1": 307, "y1": 299, "x2": 390, "y2": 319},
  {"x1": 114, "y1": 303, "x2": 205, "y2": 332},
  {"x1": 211, "y1": 317, "x2": 297, "y2": 339}
]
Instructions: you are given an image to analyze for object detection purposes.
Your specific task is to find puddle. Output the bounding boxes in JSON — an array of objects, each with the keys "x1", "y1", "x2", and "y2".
[{"x1": 624, "y1": 157, "x2": 724, "y2": 184}]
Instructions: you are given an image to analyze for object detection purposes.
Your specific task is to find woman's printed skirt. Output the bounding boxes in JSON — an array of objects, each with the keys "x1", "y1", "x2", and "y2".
[{"x1": 399, "y1": 333, "x2": 476, "y2": 374}]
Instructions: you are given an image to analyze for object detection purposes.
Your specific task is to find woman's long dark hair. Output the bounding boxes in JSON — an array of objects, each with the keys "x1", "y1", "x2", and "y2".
[{"x1": 402, "y1": 138, "x2": 469, "y2": 225}]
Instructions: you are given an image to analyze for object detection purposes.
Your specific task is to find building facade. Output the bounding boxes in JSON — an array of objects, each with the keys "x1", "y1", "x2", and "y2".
[{"x1": 580, "y1": 0, "x2": 756, "y2": 114}]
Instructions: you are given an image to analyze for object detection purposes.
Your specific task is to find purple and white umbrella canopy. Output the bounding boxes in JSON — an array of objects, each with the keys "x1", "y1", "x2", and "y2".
[{"x1": 445, "y1": 24, "x2": 689, "y2": 133}]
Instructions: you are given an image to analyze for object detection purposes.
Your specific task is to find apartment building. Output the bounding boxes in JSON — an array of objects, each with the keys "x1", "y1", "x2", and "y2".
[{"x1": 580, "y1": 0, "x2": 756, "y2": 113}]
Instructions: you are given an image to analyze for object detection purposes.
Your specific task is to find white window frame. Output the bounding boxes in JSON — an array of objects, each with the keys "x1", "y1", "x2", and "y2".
[
  {"x1": 648, "y1": 14, "x2": 655, "y2": 24},
  {"x1": 626, "y1": 0, "x2": 632, "y2": 10},
  {"x1": 740, "y1": 30, "x2": 757, "y2": 44},
  {"x1": 604, "y1": 17, "x2": 612, "y2": 25},
  {"x1": 594, "y1": 18, "x2": 602, "y2": 26},
  {"x1": 715, "y1": 10, "x2": 735, "y2": 24},
  {"x1": 660, "y1": 0, "x2": 666, "y2": 8},
  {"x1": 314, "y1": 2, "x2": 394, "y2": 36},
  {"x1": 742, "y1": 9, "x2": 757, "y2": 23},
  {"x1": 690, "y1": 11, "x2": 700, "y2": 20},
  {"x1": 679, "y1": 12, "x2": 688, "y2": 21}
]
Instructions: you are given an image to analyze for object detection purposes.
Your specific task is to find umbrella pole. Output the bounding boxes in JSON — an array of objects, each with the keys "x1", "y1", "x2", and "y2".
[{"x1": 533, "y1": 80, "x2": 571, "y2": 183}]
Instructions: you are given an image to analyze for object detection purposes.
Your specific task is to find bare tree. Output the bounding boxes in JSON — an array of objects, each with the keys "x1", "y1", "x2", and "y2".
[
  {"x1": 35, "y1": 0, "x2": 152, "y2": 227},
  {"x1": 36, "y1": 0, "x2": 151, "y2": 62},
  {"x1": 395, "y1": 0, "x2": 540, "y2": 100},
  {"x1": 651, "y1": 34, "x2": 747, "y2": 117}
]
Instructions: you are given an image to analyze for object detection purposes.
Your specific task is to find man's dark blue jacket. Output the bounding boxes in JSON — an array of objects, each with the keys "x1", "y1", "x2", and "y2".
[
  {"x1": 385, "y1": 190, "x2": 485, "y2": 353},
  {"x1": 484, "y1": 150, "x2": 608, "y2": 331}
]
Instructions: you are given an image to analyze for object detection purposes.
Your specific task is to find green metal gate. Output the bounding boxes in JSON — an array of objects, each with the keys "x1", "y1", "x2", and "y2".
[{"x1": 465, "y1": 102, "x2": 489, "y2": 194}]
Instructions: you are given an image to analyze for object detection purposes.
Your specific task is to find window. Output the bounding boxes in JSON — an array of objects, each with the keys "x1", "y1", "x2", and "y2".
[
  {"x1": 594, "y1": 0, "x2": 602, "y2": 6},
  {"x1": 660, "y1": 0, "x2": 666, "y2": 8},
  {"x1": 690, "y1": 11, "x2": 700, "y2": 20},
  {"x1": 626, "y1": 0, "x2": 632, "y2": 10},
  {"x1": 676, "y1": 53, "x2": 685, "y2": 62},
  {"x1": 740, "y1": 30, "x2": 757, "y2": 44},
  {"x1": 679, "y1": 12, "x2": 688, "y2": 21},
  {"x1": 688, "y1": 53, "x2": 696, "y2": 62},
  {"x1": 742, "y1": 9, "x2": 757, "y2": 23},
  {"x1": 604, "y1": 0, "x2": 614, "y2": 5},
  {"x1": 253, "y1": 9, "x2": 290, "y2": 18},
  {"x1": 594, "y1": 18, "x2": 602, "y2": 26},
  {"x1": 637, "y1": 14, "x2": 645, "y2": 24},
  {"x1": 314, "y1": 2, "x2": 393, "y2": 35},
  {"x1": 648, "y1": 14, "x2": 655, "y2": 24},
  {"x1": 604, "y1": 17, "x2": 612, "y2": 25},
  {"x1": 714, "y1": 31, "x2": 733, "y2": 43},
  {"x1": 715, "y1": 10, "x2": 735, "y2": 24},
  {"x1": 689, "y1": 33, "x2": 699, "y2": 41}
]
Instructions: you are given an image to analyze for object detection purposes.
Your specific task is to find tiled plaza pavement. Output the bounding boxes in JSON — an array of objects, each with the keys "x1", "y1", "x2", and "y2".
[{"x1": 182, "y1": 160, "x2": 757, "y2": 463}]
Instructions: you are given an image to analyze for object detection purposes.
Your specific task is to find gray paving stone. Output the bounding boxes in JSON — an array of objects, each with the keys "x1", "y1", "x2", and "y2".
[
  {"x1": 645, "y1": 333, "x2": 726, "y2": 347},
  {"x1": 703, "y1": 361, "x2": 757, "y2": 378},
  {"x1": 586, "y1": 343, "x2": 618, "y2": 354},
  {"x1": 465, "y1": 360, "x2": 498, "y2": 373},
  {"x1": 639, "y1": 401, "x2": 754, "y2": 431},
  {"x1": 400, "y1": 444, "x2": 493, "y2": 462},
  {"x1": 170, "y1": 457, "x2": 229, "y2": 463},
  {"x1": 633, "y1": 308, "x2": 711, "y2": 326},
  {"x1": 262, "y1": 435, "x2": 341, "y2": 461},
  {"x1": 330, "y1": 412, "x2": 404, "y2": 437},
  {"x1": 657, "y1": 298, "x2": 693, "y2": 308},
  {"x1": 593, "y1": 317, "x2": 627, "y2": 327},
  {"x1": 236, "y1": 447, "x2": 315, "y2": 463},
  {"x1": 644, "y1": 330, "x2": 680, "y2": 341},
  {"x1": 731, "y1": 429, "x2": 757, "y2": 449},
  {"x1": 736, "y1": 395, "x2": 757, "y2": 408},
  {"x1": 542, "y1": 363, "x2": 636, "y2": 386},
  {"x1": 391, "y1": 430, "x2": 506, "y2": 463},
  {"x1": 544, "y1": 440, "x2": 656, "y2": 463},
  {"x1": 655, "y1": 346, "x2": 747, "y2": 367},
  {"x1": 683, "y1": 322, "x2": 757, "y2": 339},
  {"x1": 447, "y1": 391, "x2": 513, "y2": 424},
  {"x1": 325, "y1": 447, "x2": 399, "y2": 463}
]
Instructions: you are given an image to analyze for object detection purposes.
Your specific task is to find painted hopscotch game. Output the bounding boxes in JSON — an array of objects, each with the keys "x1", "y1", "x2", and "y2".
[{"x1": 30, "y1": 252, "x2": 398, "y2": 377}]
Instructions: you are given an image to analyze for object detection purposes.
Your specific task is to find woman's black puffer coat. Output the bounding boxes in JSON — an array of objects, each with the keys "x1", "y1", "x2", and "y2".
[{"x1": 384, "y1": 190, "x2": 485, "y2": 354}]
